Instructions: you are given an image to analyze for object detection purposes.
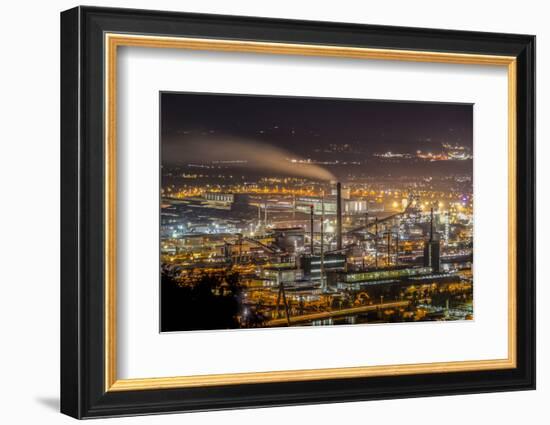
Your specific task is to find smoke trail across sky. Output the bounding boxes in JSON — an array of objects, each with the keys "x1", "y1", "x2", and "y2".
[{"x1": 162, "y1": 135, "x2": 335, "y2": 181}]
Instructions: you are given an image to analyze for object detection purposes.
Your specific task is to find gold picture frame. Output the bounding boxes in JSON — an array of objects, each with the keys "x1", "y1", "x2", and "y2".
[{"x1": 104, "y1": 33, "x2": 517, "y2": 392}]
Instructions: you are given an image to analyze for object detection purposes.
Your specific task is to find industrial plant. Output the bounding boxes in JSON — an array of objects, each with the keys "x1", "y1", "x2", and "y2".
[
  {"x1": 161, "y1": 177, "x2": 473, "y2": 330},
  {"x1": 159, "y1": 92, "x2": 473, "y2": 331}
]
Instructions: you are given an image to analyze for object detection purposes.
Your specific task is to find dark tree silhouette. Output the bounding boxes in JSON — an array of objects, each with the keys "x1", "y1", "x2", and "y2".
[{"x1": 161, "y1": 271, "x2": 242, "y2": 332}]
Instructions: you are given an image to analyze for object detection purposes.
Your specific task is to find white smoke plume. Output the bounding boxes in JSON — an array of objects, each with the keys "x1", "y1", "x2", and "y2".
[{"x1": 163, "y1": 135, "x2": 335, "y2": 181}]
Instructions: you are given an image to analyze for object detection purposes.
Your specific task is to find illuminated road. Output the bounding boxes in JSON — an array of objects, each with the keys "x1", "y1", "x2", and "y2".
[{"x1": 266, "y1": 300, "x2": 410, "y2": 326}]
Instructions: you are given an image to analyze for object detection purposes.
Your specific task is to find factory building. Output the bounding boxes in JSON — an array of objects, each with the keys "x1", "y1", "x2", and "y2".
[
  {"x1": 271, "y1": 227, "x2": 305, "y2": 253},
  {"x1": 294, "y1": 196, "x2": 367, "y2": 216},
  {"x1": 203, "y1": 192, "x2": 250, "y2": 210},
  {"x1": 262, "y1": 266, "x2": 303, "y2": 285},
  {"x1": 344, "y1": 200, "x2": 368, "y2": 214},
  {"x1": 331, "y1": 266, "x2": 457, "y2": 290},
  {"x1": 300, "y1": 253, "x2": 347, "y2": 280}
]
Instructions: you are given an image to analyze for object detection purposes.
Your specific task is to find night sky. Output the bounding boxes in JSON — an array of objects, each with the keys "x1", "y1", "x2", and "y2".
[{"x1": 161, "y1": 92, "x2": 473, "y2": 177}]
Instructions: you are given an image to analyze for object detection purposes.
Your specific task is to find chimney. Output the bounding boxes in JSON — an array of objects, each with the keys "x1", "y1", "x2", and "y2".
[
  {"x1": 310, "y1": 205, "x2": 314, "y2": 255},
  {"x1": 430, "y1": 207, "x2": 434, "y2": 241},
  {"x1": 374, "y1": 217, "x2": 379, "y2": 268},
  {"x1": 387, "y1": 231, "x2": 391, "y2": 266},
  {"x1": 336, "y1": 182, "x2": 343, "y2": 250},
  {"x1": 395, "y1": 228, "x2": 400, "y2": 266},
  {"x1": 424, "y1": 207, "x2": 440, "y2": 273}
]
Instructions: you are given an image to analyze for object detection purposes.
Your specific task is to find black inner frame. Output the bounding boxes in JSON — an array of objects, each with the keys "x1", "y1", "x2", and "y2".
[{"x1": 60, "y1": 6, "x2": 535, "y2": 419}]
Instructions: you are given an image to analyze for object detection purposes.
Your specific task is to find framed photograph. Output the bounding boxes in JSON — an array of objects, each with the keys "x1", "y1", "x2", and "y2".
[{"x1": 60, "y1": 6, "x2": 535, "y2": 419}]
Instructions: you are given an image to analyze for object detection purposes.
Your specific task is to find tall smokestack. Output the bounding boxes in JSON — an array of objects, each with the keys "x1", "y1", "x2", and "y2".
[
  {"x1": 310, "y1": 205, "x2": 314, "y2": 255},
  {"x1": 375, "y1": 217, "x2": 379, "y2": 268},
  {"x1": 395, "y1": 223, "x2": 400, "y2": 266},
  {"x1": 320, "y1": 196, "x2": 325, "y2": 291},
  {"x1": 424, "y1": 207, "x2": 440, "y2": 273},
  {"x1": 387, "y1": 231, "x2": 391, "y2": 266},
  {"x1": 430, "y1": 207, "x2": 434, "y2": 241},
  {"x1": 336, "y1": 182, "x2": 343, "y2": 251}
]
